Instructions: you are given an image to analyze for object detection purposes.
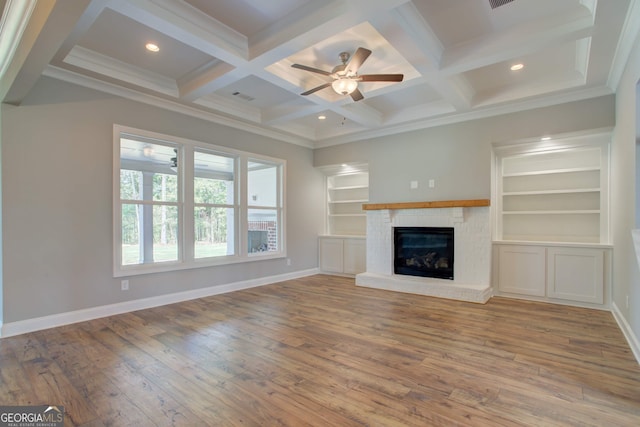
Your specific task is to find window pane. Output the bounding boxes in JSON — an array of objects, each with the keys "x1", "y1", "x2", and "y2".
[
  {"x1": 194, "y1": 207, "x2": 234, "y2": 258},
  {"x1": 195, "y1": 151, "x2": 234, "y2": 204},
  {"x1": 121, "y1": 203, "x2": 178, "y2": 265},
  {"x1": 153, "y1": 205, "x2": 178, "y2": 262},
  {"x1": 121, "y1": 203, "x2": 141, "y2": 265},
  {"x1": 120, "y1": 170, "x2": 142, "y2": 200},
  {"x1": 248, "y1": 161, "x2": 278, "y2": 207},
  {"x1": 248, "y1": 209, "x2": 278, "y2": 253},
  {"x1": 153, "y1": 173, "x2": 178, "y2": 202}
]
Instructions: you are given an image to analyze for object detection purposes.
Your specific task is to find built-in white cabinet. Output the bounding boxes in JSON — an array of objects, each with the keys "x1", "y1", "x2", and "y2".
[
  {"x1": 546, "y1": 246, "x2": 604, "y2": 304},
  {"x1": 494, "y1": 243, "x2": 609, "y2": 307},
  {"x1": 319, "y1": 236, "x2": 366, "y2": 275},
  {"x1": 496, "y1": 245, "x2": 546, "y2": 297},
  {"x1": 492, "y1": 130, "x2": 612, "y2": 308}
]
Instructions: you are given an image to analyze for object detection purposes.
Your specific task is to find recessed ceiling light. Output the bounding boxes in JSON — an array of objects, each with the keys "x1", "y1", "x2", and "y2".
[
  {"x1": 510, "y1": 63, "x2": 524, "y2": 71},
  {"x1": 541, "y1": 136, "x2": 551, "y2": 141},
  {"x1": 145, "y1": 43, "x2": 160, "y2": 52},
  {"x1": 318, "y1": 115, "x2": 326, "y2": 120}
]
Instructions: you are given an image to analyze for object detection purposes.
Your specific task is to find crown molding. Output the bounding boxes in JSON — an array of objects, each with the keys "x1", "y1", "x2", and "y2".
[
  {"x1": 0, "y1": 0, "x2": 38, "y2": 78},
  {"x1": 64, "y1": 46, "x2": 178, "y2": 97},
  {"x1": 313, "y1": 85, "x2": 613, "y2": 148},
  {"x1": 43, "y1": 65, "x2": 314, "y2": 149}
]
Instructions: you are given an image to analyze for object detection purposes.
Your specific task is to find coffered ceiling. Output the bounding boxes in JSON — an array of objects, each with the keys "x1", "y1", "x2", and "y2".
[{"x1": 0, "y1": 0, "x2": 636, "y2": 148}]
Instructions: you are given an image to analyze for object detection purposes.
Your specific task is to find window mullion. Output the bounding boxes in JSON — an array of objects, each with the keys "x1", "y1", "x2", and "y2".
[
  {"x1": 238, "y1": 155, "x2": 248, "y2": 257},
  {"x1": 142, "y1": 171, "x2": 154, "y2": 263},
  {"x1": 183, "y1": 145, "x2": 194, "y2": 262}
]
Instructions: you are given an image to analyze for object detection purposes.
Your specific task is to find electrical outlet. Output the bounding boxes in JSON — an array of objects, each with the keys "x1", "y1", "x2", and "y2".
[
  {"x1": 429, "y1": 179, "x2": 435, "y2": 188},
  {"x1": 286, "y1": 258, "x2": 291, "y2": 266},
  {"x1": 121, "y1": 279, "x2": 129, "y2": 291},
  {"x1": 410, "y1": 181, "x2": 418, "y2": 189}
]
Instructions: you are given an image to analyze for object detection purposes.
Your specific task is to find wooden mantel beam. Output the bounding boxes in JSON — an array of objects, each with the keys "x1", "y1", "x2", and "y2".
[{"x1": 362, "y1": 199, "x2": 490, "y2": 210}]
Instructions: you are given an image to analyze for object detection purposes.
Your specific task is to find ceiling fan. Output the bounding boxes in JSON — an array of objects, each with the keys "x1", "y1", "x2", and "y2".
[{"x1": 291, "y1": 47, "x2": 403, "y2": 102}]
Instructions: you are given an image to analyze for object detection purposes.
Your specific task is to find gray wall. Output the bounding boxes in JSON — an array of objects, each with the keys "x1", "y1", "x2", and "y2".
[
  {"x1": 612, "y1": 24, "x2": 640, "y2": 350},
  {"x1": 315, "y1": 96, "x2": 616, "y2": 204},
  {"x1": 2, "y1": 77, "x2": 325, "y2": 323}
]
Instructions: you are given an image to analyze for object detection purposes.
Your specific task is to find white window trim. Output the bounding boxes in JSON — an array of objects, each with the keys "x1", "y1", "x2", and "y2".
[{"x1": 113, "y1": 124, "x2": 286, "y2": 277}]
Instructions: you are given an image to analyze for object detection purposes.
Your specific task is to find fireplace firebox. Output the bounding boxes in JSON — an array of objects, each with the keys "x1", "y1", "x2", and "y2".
[{"x1": 394, "y1": 227, "x2": 454, "y2": 279}]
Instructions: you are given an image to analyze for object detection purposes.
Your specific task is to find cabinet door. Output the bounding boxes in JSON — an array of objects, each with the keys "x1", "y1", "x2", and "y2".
[
  {"x1": 319, "y1": 238, "x2": 344, "y2": 273},
  {"x1": 497, "y1": 245, "x2": 546, "y2": 296},
  {"x1": 547, "y1": 247, "x2": 604, "y2": 304},
  {"x1": 343, "y1": 239, "x2": 366, "y2": 274}
]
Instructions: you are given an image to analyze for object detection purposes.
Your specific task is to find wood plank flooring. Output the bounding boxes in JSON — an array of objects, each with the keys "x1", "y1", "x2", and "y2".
[{"x1": 1, "y1": 274, "x2": 639, "y2": 426}]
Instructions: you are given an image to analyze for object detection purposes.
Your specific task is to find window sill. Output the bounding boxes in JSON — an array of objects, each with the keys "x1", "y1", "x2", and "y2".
[{"x1": 114, "y1": 252, "x2": 287, "y2": 277}]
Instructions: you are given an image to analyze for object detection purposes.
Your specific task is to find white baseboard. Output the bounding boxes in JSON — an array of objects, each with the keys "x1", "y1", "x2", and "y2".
[
  {"x1": 1, "y1": 268, "x2": 320, "y2": 338},
  {"x1": 611, "y1": 301, "x2": 640, "y2": 365}
]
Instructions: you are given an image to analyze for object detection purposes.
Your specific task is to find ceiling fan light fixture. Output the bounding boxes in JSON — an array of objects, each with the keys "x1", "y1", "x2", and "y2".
[{"x1": 332, "y1": 78, "x2": 358, "y2": 95}]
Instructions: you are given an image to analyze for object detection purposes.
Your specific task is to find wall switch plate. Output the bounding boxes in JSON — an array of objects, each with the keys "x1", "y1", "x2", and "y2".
[{"x1": 121, "y1": 279, "x2": 129, "y2": 291}]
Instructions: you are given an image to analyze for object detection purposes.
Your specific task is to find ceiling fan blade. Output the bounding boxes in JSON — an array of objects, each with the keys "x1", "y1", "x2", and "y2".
[
  {"x1": 358, "y1": 74, "x2": 404, "y2": 82},
  {"x1": 301, "y1": 82, "x2": 332, "y2": 96},
  {"x1": 350, "y1": 88, "x2": 364, "y2": 102},
  {"x1": 345, "y1": 47, "x2": 372, "y2": 73},
  {"x1": 291, "y1": 63, "x2": 332, "y2": 76}
]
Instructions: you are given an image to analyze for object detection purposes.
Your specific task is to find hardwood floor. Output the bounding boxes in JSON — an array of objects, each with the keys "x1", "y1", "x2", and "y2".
[{"x1": 1, "y1": 274, "x2": 639, "y2": 426}]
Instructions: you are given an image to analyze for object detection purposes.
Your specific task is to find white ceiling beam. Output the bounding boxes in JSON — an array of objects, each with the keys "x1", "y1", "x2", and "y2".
[
  {"x1": 335, "y1": 101, "x2": 384, "y2": 128},
  {"x1": 370, "y1": 4, "x2": 472, "y2": 111},
  {"x1": 1, "y1": 0, "x2": 93, "y2": 104},
  {"x1": 65, "y1": 45, "x2": 178, "y2": 97},
  {"x1": 249, "y1": 0, "x2": 412, "y2": 65},
  {"x1": 194, "y1": 94, "x2": 261, "y2": 123},
  {"x1": 440, "y1": 10, "x2": 594, "y2": 75},
  {"x1": 177, "y1": 60, "x2": 242, "y2": 101},
  {"x1": 109, "y1": 0, "x2": 248, "y2": 64},
  {"x1": 52, "y1": 0, "x2": 109, "y2": 64},
  {"x1": 262, "y1": 102, "x2": 325, "y2": 125}
]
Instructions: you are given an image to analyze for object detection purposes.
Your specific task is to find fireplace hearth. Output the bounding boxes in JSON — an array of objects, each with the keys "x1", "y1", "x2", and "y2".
[{"x1": 394, "y1": 227, "x2": 454, "y2": 279}]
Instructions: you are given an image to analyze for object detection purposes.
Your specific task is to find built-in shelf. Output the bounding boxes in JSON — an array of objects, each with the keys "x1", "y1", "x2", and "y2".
[
  {"x1": 493, "y1": 130, "x2": 610, "y2": 244},
  {"x1": 503, "y1": 210, "x2": 600, "y2": 215},
  {"x1": 325, "y1": 170, "x2": 369, "y2": 236},
  {"x1": 362, "y1": 199, "x2": 490, "y2": 210},
  {"x1": 503, "y1": 166, "x2": 600, "y2": 177},
  {"x1": 329, "y1": 199, "x2": 368, "y2": 204},
  {"x1": 503, "y1": 188, "x2": 600, "y2": 196}
]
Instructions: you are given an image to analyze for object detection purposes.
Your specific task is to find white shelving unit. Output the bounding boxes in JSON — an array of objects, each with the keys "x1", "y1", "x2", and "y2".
[
  {"x1": 327, "y1": 171, "x2": 369, "y2": 236},
  {"x1": 492, "y1": 129, "x2": 612, "y2": 308},
  {"x1": 495, "y1": 135, "x2": 609, "y2": 244},
  {"x1": 318, "y1": 167, "x2": 369, "y2": 276}
]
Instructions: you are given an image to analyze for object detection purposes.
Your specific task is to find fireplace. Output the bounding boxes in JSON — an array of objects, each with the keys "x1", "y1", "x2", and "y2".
[
  {"x1": 394, "y1": 227, "x2": 454, "y2": 280},
  {"x1": 356, "y1": 203, "x2": 491, "y2": 303}
]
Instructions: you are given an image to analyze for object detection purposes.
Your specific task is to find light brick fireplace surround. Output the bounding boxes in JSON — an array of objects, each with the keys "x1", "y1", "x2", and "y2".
[{"x1": 355, "y1": 200, "x2": 492, "y2": 303}]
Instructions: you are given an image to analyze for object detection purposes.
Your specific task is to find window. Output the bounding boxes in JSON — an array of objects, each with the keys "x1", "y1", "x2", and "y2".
[
  {"x1": 247, "y1": 160, "x2": 281, "y2": 254},
  {"x1": 114, "y1": 126, "x2": 285, "y2": 276}
]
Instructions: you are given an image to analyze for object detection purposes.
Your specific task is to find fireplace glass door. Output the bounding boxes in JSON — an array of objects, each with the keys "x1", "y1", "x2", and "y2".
[{"x1": 394, "y1": 227, "x2": 454, "y2": 279}]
